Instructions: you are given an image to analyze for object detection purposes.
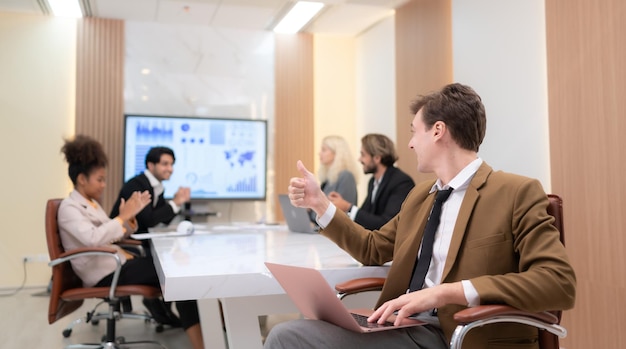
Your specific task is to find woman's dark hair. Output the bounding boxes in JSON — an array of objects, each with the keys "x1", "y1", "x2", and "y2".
[
  {"x1": 60, "y1": 135, "x2": 108, "y2": 185},
  {"x1": 409, "y1": 83, "x2": 486, "y2": 152}
]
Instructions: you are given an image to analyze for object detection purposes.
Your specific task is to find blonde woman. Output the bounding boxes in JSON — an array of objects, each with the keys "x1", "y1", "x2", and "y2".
[{"x1": 318, "y1": 135, "x2": 359, "y2": 206}]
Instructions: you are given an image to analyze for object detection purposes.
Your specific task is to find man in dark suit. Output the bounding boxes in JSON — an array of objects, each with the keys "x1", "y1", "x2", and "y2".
[
  {"x1": 111, "y1": 146, "x2": 190, "y2": 234},
  {"x1": 329, "y1": 134, "x2": 414, "y2": 230},
  {"x1": 110, "y1": 146, "x2": 190, "y2": 327}
]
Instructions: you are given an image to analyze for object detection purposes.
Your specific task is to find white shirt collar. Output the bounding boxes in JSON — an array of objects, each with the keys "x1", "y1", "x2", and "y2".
[
  {"x1": 374, "y1": 172, "x2": 384, "y2": 186},
  {"x1": 430, "y1": 158, "x2": 483, "y2": 193},
  {"x1": 143, "y1": 169, "x2": 163, "y2": 205}
]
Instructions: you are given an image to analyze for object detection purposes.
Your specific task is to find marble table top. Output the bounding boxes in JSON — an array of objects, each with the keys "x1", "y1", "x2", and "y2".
[{"x1": 150, "y1": 224, "x2": 389, "y2": 301}]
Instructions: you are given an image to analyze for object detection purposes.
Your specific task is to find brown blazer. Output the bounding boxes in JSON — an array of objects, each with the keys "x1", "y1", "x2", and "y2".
[{"x1": 321, "y1": 162, "x2": 576, "y2": 348}]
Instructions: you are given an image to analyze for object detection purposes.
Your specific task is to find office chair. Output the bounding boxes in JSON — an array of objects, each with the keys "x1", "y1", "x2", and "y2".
[
  {"x1": 335, "y1": 194, "x2": 567, "y2": 349},
  {"x1": 45, "y1": 198, "x2": 167, "y2": 349}
]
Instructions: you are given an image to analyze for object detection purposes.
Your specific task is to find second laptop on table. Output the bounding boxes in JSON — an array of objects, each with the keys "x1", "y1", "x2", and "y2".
[{"x1": 277, "y1": 194, "x2": 319, "y2": 234}]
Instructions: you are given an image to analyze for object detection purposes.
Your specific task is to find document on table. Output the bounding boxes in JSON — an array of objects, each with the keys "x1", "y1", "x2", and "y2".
[
  {"x1": 130, "y1": 231, "x2": 191, "y2": 239},
  {"x1": 211, "y1": 223, "x2": 287, "y2": 230}
]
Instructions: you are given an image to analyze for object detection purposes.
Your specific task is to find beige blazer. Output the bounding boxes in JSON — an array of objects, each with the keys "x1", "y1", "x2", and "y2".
[
  {"x1": 322, "y1": 162, "x2": 576, "y2": 347},
  {"x1": 57, "y1": 190, "x2": 136, "y2": 287}
]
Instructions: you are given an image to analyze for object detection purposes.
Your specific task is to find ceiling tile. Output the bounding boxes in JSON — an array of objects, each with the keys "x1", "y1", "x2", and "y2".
[
  {"x1": 94, "y1": 0, "x2": 159, "y2": 22},
  {"x1": 346, "y1": 0, "x2": 409, "y2": 7},
  {"x1": 156, "y1": 1, "x2": 217, "y2": 25},
  {"x1": 211, "y1": 4, "x2": 277, "y2": 31},
  {"x1": 0, "y1": 0, "x2": 43, "y2": 15}
]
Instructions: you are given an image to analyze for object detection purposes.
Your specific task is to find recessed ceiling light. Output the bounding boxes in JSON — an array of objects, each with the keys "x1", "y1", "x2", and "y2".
[
  {"x1": 273, "y1": 1, "x2": 325, "y2": 34},
  {"x1": 141, "y1": 68, "x2": 151, "y2": 75}
]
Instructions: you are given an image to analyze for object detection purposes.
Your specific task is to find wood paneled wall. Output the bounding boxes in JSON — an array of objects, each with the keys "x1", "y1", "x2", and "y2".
[
  {"x1": 545, "y1": 0, "x2": 626, "y2": 348},
  {"x1": 274, "y1": 33, "x2": 315, "y2": 220},
  {"x1": 394, "y1": 0, "x2": 453, "y2": 182},
  {"x1": 75, "y1": 18, "x2": 125, "y2": 211},
  {"x1": 396, "y1": 0, "x2": 452, "y2": 183}
]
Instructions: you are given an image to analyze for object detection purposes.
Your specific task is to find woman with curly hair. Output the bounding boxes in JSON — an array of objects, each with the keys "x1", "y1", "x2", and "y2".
[{"x1": 58, "y1": 135, "x2": 204, "y2": 349}]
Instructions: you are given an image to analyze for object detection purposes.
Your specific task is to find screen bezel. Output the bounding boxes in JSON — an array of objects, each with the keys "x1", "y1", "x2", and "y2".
[{"x1": 123, "y1": 114, "x2": 268, "y2": 201}]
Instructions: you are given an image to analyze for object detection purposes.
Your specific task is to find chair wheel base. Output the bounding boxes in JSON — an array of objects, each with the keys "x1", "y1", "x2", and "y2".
[{"x1": 100, "y1": 335, "x2": 126, "y2": 344}]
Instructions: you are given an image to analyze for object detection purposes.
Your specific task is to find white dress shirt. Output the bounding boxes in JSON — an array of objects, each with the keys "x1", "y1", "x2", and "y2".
[
  {"x1": 143, "y1": 169, "x2": 180, "y2": 213},
  {"x1": 318, "y1": 158, "x2": 484, "y2": 307}
]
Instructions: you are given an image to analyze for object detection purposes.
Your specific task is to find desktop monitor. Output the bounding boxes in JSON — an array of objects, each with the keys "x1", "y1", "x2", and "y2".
[{"x1": 123, "y1": 114, "x2": 267, "y2": 200}]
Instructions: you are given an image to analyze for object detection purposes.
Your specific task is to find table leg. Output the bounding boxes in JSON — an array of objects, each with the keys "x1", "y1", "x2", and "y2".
[
  {"x1": 197, "y1": 298, "x2": 227, "y2": 349},
  {"x1": 220, "y1": 294, "x2": 298, "y2": 349}
]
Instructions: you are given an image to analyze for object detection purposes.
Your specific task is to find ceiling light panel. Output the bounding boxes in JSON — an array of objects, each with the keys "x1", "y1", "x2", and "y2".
[
  {"x1": 48, "y1": 0, "x2": 83, "y2": 17},
  {"x1": 273, "y1": 1, "x2": 324, "y2": 34}
]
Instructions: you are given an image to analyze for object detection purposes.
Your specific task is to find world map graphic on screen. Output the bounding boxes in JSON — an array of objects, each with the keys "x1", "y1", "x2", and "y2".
[{"x1": 124, "y1": 115, "x2": 267, "y2": 200}]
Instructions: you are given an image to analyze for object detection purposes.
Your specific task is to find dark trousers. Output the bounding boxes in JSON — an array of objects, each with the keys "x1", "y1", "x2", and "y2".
[{"x1": 95, "y1": 257, "x2": 200, "y2": 329}]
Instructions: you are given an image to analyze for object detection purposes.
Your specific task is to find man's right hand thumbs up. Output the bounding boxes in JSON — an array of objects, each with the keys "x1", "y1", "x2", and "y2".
[{"x1": 288, "y1": 160, "x2": 329, "y2": 216}]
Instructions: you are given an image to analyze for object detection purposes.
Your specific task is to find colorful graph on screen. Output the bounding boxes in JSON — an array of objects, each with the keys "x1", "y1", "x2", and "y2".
[{"x1": 124, "y1": 115, "x2": 267, "y2": 200}]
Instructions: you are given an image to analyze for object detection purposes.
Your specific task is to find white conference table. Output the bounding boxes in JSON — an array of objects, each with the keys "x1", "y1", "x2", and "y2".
[{"x1": 148, "y1": 224, "x2": 389, "y2": 349}]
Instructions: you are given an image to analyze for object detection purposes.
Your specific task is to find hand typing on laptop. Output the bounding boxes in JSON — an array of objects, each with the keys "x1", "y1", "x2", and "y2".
[{"x1": 368, "y1": 283, "x2": 466, "y2": 326}]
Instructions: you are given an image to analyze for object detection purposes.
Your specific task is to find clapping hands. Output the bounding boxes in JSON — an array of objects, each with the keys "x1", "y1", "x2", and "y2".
[{"x1": 118, "y1": 191, "x2": 151, "y2": 221}]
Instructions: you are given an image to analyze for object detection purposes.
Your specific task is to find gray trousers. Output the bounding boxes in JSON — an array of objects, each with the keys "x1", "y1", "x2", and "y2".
[{"x1": 263, "y1": 319, "x2": 448, "y2": 349}]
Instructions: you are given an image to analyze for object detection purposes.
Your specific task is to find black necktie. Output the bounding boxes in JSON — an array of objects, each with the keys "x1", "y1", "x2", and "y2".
[{"x1": 409, "y1": 187, "x2": 454, "y2": 292}]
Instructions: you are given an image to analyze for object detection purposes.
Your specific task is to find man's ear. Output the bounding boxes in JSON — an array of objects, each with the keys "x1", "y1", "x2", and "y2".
[
  {"x1": 433, "y1": 121, "x2": 446, "y2": 137},
  {"x1": 373, "y1": 155, "x2": 382, "y2": 164},
  {"x1": 147, "y1": 162, "x2": 155, "y2": 172}
]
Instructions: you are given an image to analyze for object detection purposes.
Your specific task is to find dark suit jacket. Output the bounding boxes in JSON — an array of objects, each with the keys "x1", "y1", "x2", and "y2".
[
  {"x1": 321, "y1": 162, "x2": 576, "y2": 347},
  {"x1": 355, "y1": 166, "x2": 414, "y2": 230},
  {"x1": 110, "y1": 173, "x2": 176, "y2": 233}
]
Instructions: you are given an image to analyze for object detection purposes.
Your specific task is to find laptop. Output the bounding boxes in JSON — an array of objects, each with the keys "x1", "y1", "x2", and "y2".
[
  {"x1": 264, "y1": 262, "x2": 426, "y2": 333},
  {"x1": 278, "y1": 194, "x2": 319, "y2": 234}
]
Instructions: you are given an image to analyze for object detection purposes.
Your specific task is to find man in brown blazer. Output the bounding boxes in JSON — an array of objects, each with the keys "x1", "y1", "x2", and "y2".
[{"x1": 265, "y1": 83, "x2": 576, "y2": 349}]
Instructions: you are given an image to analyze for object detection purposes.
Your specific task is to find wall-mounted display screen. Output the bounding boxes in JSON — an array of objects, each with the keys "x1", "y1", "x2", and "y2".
[{"x1": 124, "y1": 115, "x2": 267, "y2": 200}]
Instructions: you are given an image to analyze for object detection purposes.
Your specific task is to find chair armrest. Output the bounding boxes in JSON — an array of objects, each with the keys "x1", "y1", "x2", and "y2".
[
  {"x1": 335, "y1": 277, "x2": 385, "y2": 299},
  {"x1": 117, "y1": 238, "x2": 145, "y2": 257},
  {"x1": 54, "y1": 246, "x2": 118, "y2": 260},
  {"x1": 453, "y1": 305, "x2": 558, "y2": 324},
  {"x1": 48, "y1": 247, "x2": 123, "y2": 301},
  {"x1": 449, "y1": 305, "x2": 566, "y2": 349},
  {"x1": 119, "y1": 238, "x2": 141, "y2": 246}
]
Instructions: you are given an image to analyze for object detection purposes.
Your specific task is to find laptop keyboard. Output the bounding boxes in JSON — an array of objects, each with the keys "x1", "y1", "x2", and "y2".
[{"x1": 351, "y1": 313, "x2": 394, "y2": 328}]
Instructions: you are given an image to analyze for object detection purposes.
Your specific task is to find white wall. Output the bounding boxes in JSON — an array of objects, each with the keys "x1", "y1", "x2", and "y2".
[
  {"x1": 355, "y1": 16, "x2": 397, "y2": 142},
  {"x1": 0, "y1": 13, "x2": 76, "y2": 288},
  {"x1": 314, "y1": 15, "x2": 396, "y2": 204},
  {"x1": 125, "y1": 22, "x2": 276, "y2": 223},
  {"x1": 313, "y1": 35, "x2": 359, "y2": 189},
  {"x1": 355, "y1": 16, "x2": 397, "y2": 199},
  {"x1": 452, "y1": 0, "x2": 551, "y2": 190}
]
